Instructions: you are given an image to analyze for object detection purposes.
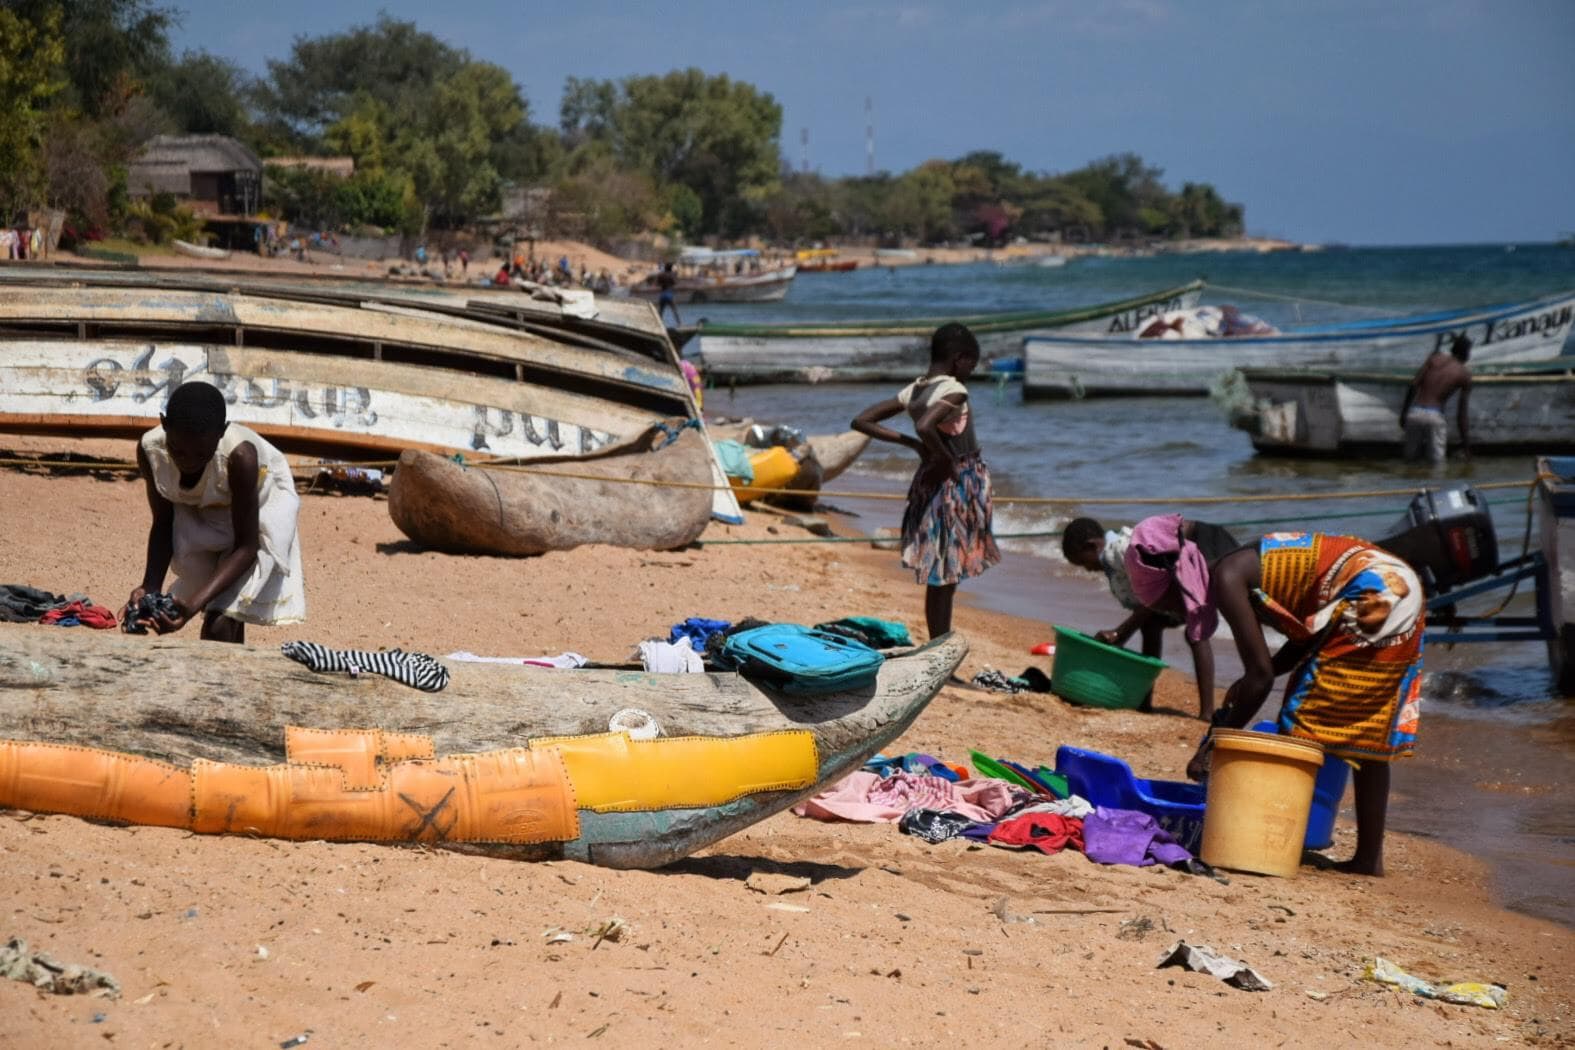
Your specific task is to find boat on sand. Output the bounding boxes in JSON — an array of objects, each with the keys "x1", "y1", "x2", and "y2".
[
  {"x1": 0, "y1": 266, "x2": 745, "y2": 524},
  {"x1": 0, "y1": 628, "x2": 968, "y2": 868},
  {"x1": 387, "y1": 422, "x2": 714, "y2": 556},
  {"x1": 171, "y1": 239, "x2": 230, "y2": 260}
]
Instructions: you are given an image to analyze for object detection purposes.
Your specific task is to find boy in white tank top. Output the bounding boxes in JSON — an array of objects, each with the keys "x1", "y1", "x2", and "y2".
[{"x1": 125, "y1": 382, "x2": 306, "y2": 642}]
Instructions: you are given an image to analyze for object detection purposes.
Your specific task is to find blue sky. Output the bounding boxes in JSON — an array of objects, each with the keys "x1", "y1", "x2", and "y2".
[{"x1": 170, "y1": 1, "x2": 1575, "y2": 245}]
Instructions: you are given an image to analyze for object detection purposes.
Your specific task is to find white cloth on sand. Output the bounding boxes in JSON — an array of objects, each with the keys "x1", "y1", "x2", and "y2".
[
  {"x1": 446, "y1": 651, "x2": 587, "y2": 669},
  {"x1": 639, "y1": 637, "x2": 704, "y2": 673}
]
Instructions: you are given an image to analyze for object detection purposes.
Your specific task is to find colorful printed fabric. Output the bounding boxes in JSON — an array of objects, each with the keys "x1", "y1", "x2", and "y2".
[
  {"x1": 1255, "y1": 532, "x2": 1425, "y2": 762},
  {"x1": 900, "y1": 455, "x2": 1001, "y2": 587}
]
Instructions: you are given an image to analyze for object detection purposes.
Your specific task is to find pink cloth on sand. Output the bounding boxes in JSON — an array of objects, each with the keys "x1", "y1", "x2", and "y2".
[{"x1": 792, "y1": 771, "x2": 1029, "y2": 824}]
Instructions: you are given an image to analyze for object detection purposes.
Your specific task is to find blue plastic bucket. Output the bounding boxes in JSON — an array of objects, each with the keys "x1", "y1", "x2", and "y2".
[{"x1": 1252, "y1": 721, "x2": 1350, "y2": 850}]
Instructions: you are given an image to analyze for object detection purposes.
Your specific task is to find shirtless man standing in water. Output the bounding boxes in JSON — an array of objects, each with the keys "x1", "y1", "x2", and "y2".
[{"x1": 1399, "y1": 334, "x2": 1472, "y2": 463}]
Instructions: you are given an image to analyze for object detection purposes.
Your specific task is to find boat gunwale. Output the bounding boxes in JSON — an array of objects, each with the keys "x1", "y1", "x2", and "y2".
[
  {"x1": 1022, "y1": 288, "x2": 1575, "y2": 351},
  {"x1": 694, "y1": 280, "x2": 1206, "y2": 338}
]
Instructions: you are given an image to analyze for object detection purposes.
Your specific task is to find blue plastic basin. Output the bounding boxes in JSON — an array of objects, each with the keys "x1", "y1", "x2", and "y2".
[{"x1": 1054, "y1": 744, "x2": 1205, "y2": 852}]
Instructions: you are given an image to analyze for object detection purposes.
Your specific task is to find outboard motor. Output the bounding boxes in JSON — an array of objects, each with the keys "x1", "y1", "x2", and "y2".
[{"x1": 1376, "y1": 486, "x2": 1498, "y2": 596}]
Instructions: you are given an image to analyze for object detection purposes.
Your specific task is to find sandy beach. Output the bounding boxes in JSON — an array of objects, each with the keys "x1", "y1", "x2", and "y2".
[
  {"x1": 50, "y1": 230, "x2": 1299, "y2": 291},
  {"x1": 0, "y1": 437, "x2": 1570, "y2": 1048}
]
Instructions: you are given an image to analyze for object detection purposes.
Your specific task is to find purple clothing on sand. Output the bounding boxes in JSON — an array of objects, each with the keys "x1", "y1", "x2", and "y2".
[{"x1": 1082, "y1": 806, "x2": 1192, "y2": 867}]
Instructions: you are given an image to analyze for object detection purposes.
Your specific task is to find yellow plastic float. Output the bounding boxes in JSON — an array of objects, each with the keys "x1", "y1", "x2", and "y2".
[{"x1": 728, "y1": 445, "x2": 800, "y2": 505}]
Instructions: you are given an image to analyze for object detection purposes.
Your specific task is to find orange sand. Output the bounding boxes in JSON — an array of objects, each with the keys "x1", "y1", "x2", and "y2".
[{"x1": 0, "y1": 450, "x2": 1569, "y2": 1048}]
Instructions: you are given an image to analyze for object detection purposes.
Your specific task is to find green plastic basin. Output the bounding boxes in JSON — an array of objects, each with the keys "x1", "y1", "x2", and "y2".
[{"x1": 1050, "y1": 626, "x2": 1167, "y2": 709}]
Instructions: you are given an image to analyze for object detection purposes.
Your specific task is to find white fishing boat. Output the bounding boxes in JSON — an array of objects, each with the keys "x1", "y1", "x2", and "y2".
[
  {"x1": 1022, "y1": 289, "x2": 1575, "y2": 397},
  {"x1": 693, "y1": 281, "x2": 1204, "y2": 384},
  {"x1": 1221, "y1": 360, "x2": 1575, "y2": 455},
  {"x1": 0, "y1": 267, "x2": 745, "y2": 523},
  {"x1": 629, "y1": 249, "x2": 797, "y2": 304}
]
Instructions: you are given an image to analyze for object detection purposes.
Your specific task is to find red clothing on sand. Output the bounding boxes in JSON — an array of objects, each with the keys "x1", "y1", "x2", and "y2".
[
  {"x1": 987, "y1": 813, "x2": 1085, "y2": 855},
  {"x1": 40, "y1": 600, "x2": 118, "y2": 630}
]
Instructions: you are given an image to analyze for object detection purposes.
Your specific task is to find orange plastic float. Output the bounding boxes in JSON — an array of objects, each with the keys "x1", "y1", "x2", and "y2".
[{"x1": 0, "y1": 726, "x2": 819, "y2": 848}]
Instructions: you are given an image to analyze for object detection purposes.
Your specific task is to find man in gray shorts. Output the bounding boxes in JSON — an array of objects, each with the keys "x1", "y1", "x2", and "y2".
[{"x1": 1400, "y1": 334, "x2": 1472, "y2": 463}]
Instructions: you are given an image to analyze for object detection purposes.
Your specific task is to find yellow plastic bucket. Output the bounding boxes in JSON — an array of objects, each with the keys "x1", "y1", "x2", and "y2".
[{"x1": 1200, "y1": 729, "x2": 1325, "y2": 878}]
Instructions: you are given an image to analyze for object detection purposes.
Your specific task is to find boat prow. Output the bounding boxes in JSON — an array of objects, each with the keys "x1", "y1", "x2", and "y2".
[{"x1": 0, "y1": 628, "x2": 967, "y2": 868}]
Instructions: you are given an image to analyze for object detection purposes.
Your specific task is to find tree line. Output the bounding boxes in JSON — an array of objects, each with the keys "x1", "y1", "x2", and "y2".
[{"x1": 0, "y1": 4, "x2": 1244, "y2": 248}]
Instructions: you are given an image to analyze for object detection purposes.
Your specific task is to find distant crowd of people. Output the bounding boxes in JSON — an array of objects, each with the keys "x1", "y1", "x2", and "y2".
[
  {"x1": 1, "y1": 225, "x2": 50, "y2": 261},
  {"x1": 487, "y1": 250, "x2": 619, "y2": 294}
]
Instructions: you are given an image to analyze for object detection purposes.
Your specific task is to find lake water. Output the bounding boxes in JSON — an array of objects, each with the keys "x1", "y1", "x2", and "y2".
[{"x1": 704, "y1": 243, "x2": 1575, "y2": 925}]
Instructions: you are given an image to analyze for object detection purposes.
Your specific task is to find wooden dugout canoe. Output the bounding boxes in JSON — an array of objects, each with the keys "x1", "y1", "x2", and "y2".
[
  {"x1": 387, "y1": 423, "x2": 714, "y2": 556},
  {"x1": 0, "y1": 628, "x2": 967, "y2": 868}
]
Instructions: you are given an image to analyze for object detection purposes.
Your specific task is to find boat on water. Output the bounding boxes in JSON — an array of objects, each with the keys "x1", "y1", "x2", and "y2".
[
  {"x1": 993, "y1": 252, "x2": 1067, "y2": 268},
  {"x1": 1220, "y1": 359, "x2": 1575, "y2": 456},
  {"x1": 0, "y1": 628, "x2": 967, "y2": 867},
  {"x1": 629, "y1": 249, "x2": 798, "y2": 304},
  {"x1": 693, "y1": 280, "x2": 1205, "y2": 384},
  {"x1": 795, "y1": 248, "x2": 859, "y2": 273},
  {"x1": 1021, "y1": 288, "x2": 1575, "y2": 398},
  {"x1": 0, "y1": 266, "x2": 745, "y2": 524},
  {"x1": 388, "y1": 422, "x2": 713, "y2": 556},
  {"x1": 171, "y1": 239, "x2": 230, "y2": 260}
]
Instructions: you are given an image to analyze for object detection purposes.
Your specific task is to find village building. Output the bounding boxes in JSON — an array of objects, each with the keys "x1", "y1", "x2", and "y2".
[{"x1": 127, "y1": 135, "x2": 264, "y2": 216}]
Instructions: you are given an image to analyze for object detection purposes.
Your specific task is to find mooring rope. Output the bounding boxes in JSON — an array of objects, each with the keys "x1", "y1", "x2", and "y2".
[{"x1": 0, "y1": 453, "x2": 1539, "y2": 507}]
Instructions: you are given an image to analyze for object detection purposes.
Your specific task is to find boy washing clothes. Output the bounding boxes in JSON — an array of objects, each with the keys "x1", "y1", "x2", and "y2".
[
  {"x1": 125, "y1": 381, "x2": 306, "y2": 643},
  {"x1": 1061, "y1": 516, "x2": 1241, "y2": 719}
]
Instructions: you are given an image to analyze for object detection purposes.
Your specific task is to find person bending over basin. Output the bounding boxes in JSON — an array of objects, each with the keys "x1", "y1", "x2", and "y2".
[
  {"x1": 1062, "y1": 516, "x2": 1241, "y2": 719},
  {"x1": 1124, "y1": 515, "x2": 1424, "y2": 876}
]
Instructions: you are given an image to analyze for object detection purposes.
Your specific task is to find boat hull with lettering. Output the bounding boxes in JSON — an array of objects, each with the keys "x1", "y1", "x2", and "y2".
[
  {"x1": 0, "y1": 269, "x2": 745, "y2": 523},
  {"x1": 0, "y1": 627, "x2": 967, "y2": 868},
  {"x1": 692, "y1": 281, "x2": 1204, "y2": 384},
  {"x1": 1022, "y1": 289, "x2": 1575, "y2": 397},
  {"x1": 1221, "y1": 361, "x2": 1575, "y2": 456},
  {"x1": 387, "y1": 422, "x2": 715, "y2": 556}
]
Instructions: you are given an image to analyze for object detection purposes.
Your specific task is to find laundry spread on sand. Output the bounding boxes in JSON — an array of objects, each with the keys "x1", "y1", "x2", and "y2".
[
  {"x1": 0, "y1": 584, "x2": 77, "y2": 623},
  {"x1": 795, "y1": 746, "x2": 1211, "y2": 874}
]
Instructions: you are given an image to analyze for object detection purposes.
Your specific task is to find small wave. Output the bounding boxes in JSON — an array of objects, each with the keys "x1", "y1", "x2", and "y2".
[{"x1": 1420, "y1": 665, "x2": 1561, "y2": 722}]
